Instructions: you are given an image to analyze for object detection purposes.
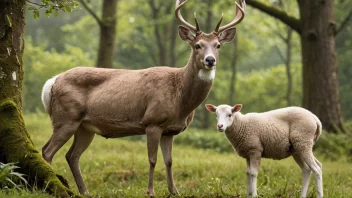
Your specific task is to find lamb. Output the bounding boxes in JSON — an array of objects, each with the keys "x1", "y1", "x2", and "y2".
[{"x1": 205, "y1": 104, "x2": 323, "y2": 198}]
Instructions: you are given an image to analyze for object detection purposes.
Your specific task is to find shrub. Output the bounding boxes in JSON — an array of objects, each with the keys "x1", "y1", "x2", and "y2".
[{"x1": 0, "y1": 162, "x2": 28, "y2": 190}]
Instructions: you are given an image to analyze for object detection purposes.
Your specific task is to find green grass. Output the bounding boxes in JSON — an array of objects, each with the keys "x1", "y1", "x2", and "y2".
[{"x1": 1, "y1": 113, "x2": 352, "y2": 197}]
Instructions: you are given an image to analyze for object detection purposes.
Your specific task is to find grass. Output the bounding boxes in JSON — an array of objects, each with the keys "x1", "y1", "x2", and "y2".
[{"x1": 1, "y1": 112, "x2": 352, "y2": 197}]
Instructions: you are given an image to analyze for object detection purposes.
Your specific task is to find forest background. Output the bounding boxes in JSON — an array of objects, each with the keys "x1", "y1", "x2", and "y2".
[{"x1": 1, "y1": 0, "x2": 352, "y2": 197}]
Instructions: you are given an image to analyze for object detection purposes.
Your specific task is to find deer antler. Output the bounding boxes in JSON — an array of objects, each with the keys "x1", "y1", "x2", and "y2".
[
  {"x1": 215, "y1": 0, "x2": 246, "y2": 33},
  {"x1": 175, "y1": 0, "x2": 201, "y2": 33}
]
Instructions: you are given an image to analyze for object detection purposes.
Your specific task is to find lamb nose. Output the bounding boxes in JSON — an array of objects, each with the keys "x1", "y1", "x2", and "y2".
[{"x1": 217, "y1": 124, "x2": 223, "y2": 128}]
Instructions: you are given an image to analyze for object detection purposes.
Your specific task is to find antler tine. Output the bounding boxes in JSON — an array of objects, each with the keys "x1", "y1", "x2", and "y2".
[
  {"x1": 194, "y1": 12, "x2": 201, "y2": 33},
  {"x1": 214, "y1": 13, "x2": 224, "y2": 33},
  {"x1": 217, "y1": 0, "x2": 246, "y2": 33},
  {"x1": 175, "y1": 0, "x2": 197, "y2": 32}
]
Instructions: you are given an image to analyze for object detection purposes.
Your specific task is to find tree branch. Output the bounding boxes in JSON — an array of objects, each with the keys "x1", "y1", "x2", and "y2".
[
  {"x1": 246, "y1": 0, "x2": 301, "y2": 34},
  {"x1": 335, "y1": 10, "x2": 352, "y2": 36},
  {"x1": 26, "y1": 0, "x2": 43, "y2": 6},
  {"x1": 79, "y1": 0, "x2": 103, "y2": 26},
  {"x1": 274, "y1": 45, "x2": 286, "y2": 63},
  {"x1": 262, "y1": 20, "x2": 286, "y2": 42}
]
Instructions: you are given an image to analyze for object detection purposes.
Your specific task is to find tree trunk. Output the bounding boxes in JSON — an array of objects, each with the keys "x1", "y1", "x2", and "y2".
[
  {"x1": 298, "y1": 0, "x2": 344, "y2": 132},
  {"x1": 285, "y1": 28, "x2": 293, "y2": 106},
  {"x1": 204, "y1": 0, "x2": 213, "y2": 33},
  {"x1": 0, "y1": 1, "x2": 76, "y2": 197},
  {"x1": 229, "y1": 35, "x2": 238, "y2": 104},
  {"x1": 169, "y1": 17, "x2": 177, "y2": 66},
  {"x1": 200, "y1": 0, "x2": 214, "y2": 129},
  {"x1": 97, "y1": 0, "x2": 118, "y2": 68}
]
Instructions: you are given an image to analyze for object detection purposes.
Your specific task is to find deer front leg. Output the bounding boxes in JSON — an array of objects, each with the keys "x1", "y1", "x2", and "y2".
[
  {"x1": 160, "y1": 135, "x2": 179, "y2": 195},
  {"x1": 246, "y1": 152, "x2": 261, "y2": 198},
  {"x1": 145, "y1": 125, "x2": 163, "y2": 196}
]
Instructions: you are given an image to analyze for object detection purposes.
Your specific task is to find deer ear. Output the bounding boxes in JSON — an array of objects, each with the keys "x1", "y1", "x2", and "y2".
[
  {"x1": 205, "y1": 104, "x2": 217, "y2": 112},
  {"x1": 179, "y1": 26, "x2": 195, "y2": 43},
  {"x1": 232, "y1": 104, "x2": 242, "y2": 113},
  {"x1": 219, "y1": 27, "x2": 236, "y2": 44}
]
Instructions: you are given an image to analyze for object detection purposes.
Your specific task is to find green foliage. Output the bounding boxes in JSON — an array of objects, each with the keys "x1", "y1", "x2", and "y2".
[
  {"x1": 27, "y1": 0, "x2": 79, "y2": 19},
  {"x1": 175, "y1": 128, "x2": 233, "y2": 153},
  {"x1": 22, "y1": 40, "x2": 93, "y2": 113},
  {"x1": 337, "y1": 27, "x2": 352, "y2": 120},
  {"x1": 0, "y1": 162, "x2": 28, "y2": 190},
  {"x1": 314, "y1": 129, "x2": 352, "y2": 162}
]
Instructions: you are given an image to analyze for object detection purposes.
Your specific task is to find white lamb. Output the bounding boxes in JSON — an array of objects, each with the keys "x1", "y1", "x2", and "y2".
[{"x1": 205, "y1": 104, "x2": 323, "y2": 198}]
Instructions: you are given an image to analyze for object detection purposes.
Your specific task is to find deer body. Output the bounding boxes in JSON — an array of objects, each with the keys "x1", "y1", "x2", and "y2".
[
  {"x1": 41, "y1": 0, "x2": 246, "y2": 196},
  {"x1": 50, "y1": 60, "x2": 211, "y2": 139}
]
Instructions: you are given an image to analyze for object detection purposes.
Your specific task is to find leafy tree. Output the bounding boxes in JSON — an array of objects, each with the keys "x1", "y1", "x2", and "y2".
[
  {"x1": 79, "y1": 0, "x2": 118, "y2": 68},
  {"x1": 246, "y1": 0, "x2": 352, "y2": 132}
]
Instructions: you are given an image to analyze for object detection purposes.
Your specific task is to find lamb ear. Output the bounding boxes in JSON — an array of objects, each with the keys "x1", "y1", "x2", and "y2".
[
  {"x1": 205, "y1": 104, "x2": 217, "y2": 112},
  {"x1": 232, "y1": 104, "x2": 242, "y2": 113}
]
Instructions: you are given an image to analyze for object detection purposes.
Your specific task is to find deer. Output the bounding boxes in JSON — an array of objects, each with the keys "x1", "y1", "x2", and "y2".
[{"x1": 41, "y1": 0, "x2": 246, "y2": 196}]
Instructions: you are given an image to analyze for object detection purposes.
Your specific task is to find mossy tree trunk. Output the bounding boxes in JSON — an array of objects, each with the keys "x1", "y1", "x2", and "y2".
[{"x1": 0, "y1": 1, "x2": 77, "y2": 197}]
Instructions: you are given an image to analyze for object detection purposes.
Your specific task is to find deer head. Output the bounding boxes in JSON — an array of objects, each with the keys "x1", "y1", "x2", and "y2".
[{"x1": 176, "y1": 0, "x2": 246, "y2": 73}]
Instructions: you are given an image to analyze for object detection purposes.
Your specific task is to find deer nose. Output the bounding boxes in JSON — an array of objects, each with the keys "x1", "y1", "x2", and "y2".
[
  {"x1": 217, "y1": 124, "x2": 223, "y2": 129},
  {"x1": 205, "y1": 56, "x2": 216, "y2": 66}
]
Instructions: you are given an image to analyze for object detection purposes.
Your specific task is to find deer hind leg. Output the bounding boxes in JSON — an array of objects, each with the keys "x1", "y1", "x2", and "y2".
[
  {"x1": 145, "y1": 125, "x2": 163, "y2": 196},
  {"x1": 42, "y1": 122, "x2": 81, "y2": 164},
  {"x1": 160, "y1": 135, "x2": 178, "y2": 195},
  {"x1": 65, "y1": 126, "x2": 95, "y2": 196}
]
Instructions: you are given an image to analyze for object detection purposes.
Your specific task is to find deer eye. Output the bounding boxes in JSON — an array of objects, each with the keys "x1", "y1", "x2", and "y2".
[
  {"x1": 217, "y1": 44, "x2": 221, "y2": 49},
  {"x1": 194, "y1": 44, "x2": 201, "y2": 49}
]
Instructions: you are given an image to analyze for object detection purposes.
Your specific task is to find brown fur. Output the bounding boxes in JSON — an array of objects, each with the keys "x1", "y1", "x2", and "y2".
[{"x1": 50, "y1": 52, "x2": 214, "y2": 137}]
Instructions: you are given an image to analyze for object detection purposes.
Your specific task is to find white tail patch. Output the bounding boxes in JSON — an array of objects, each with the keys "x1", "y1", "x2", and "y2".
[
  {"x1": 198, "y1": 69, "x2": 216, "y2": 81},
  {"x1": 41, "y1": 75, "x2": 59, "y2": 112}
]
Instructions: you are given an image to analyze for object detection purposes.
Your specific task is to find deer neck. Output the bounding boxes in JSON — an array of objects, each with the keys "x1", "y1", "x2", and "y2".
[{"x1": 178, "y1": 51, "x2": 214, "y2": 117}]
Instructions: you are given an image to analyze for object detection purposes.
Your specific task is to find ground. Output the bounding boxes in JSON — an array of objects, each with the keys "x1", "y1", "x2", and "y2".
[{"x1": 1, "y1": 113, "x2": 352, "y2": 197}]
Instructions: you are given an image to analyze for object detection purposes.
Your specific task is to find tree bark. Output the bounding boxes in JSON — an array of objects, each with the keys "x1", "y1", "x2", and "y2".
[
  {"x1": 285, "y1": 28, "x2": 293, "y2": 106},
  {"x1": 229, "y1": 35, "x2": 238, "y2": 104},
  {"x1": 298, "y1": 0, "x2": 344, "y2": 133},
  {"x1": 0, "y1": 1, "x2": 76, "y2": 197},
  {"x1": 97, "y1": 0, "x2": 118, "y2": 68}
]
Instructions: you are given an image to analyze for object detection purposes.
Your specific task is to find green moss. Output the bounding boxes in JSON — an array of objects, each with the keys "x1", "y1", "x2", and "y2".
[{"x1": 0, "y1": 100, "x2": 79, "y2": 197}]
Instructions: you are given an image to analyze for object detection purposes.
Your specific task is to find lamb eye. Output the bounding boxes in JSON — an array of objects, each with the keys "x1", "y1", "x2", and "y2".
[
  {"x1": 194, "y1": 44, "x2": 201, "y2": 49},
  {"x1": 228, "y1": 114, "x2": 232, "y2": 117}
]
